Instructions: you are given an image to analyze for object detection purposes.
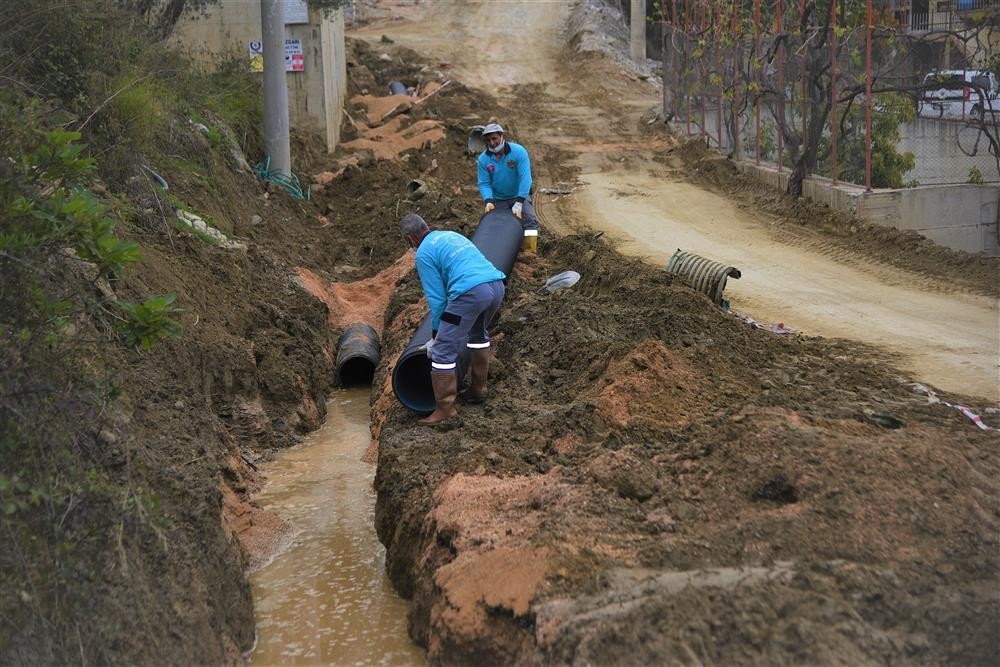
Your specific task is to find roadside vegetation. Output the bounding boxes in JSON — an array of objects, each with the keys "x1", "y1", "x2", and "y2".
[
  {"x1": 0, "y1": 1, "x2": 266, "y2": 661},
  {"x1": 2, "y1": 0, "x2": 396, "y2": 659}
]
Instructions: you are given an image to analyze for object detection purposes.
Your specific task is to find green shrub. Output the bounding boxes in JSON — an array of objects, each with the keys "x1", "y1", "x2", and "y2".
[
  {"x1": 115, "y1": 294, "x2": 182, "y2": 350},
  {"x1": 205, "y1": 125, "x2": 225, "y2": 147},
  {"x1": 2, "y1": 127, "x2": 142, "y2": 277},
  {"x1": 1, "y1": 89, "x2": 189, "y2": 661},
  {"x1": 105, "y1": 70, "x2": 174, "y2": 149},
  {"x1": 833, "y1": 92, "x2": 916, "y2": 188}
]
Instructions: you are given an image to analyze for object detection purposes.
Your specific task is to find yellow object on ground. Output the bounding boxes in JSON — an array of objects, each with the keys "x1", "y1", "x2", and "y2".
[{"x1": 521, "y1": 233, "x2": 538, "y2": 254}]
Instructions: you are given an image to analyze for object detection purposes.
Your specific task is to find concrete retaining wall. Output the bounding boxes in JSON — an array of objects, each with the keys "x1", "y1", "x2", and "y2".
[
  {"x1": 737, "y1": 162, "x2": 1000, "y2": 257},
  {"x1": 898, "y1": 117, "x2": 1000, "y2": 186},
  {"x1": 171, "y1": 2, "x2": 348, "y2": 156},
  {"x1": 687, "y1": 106, "x2": 999, "y2": 186}
]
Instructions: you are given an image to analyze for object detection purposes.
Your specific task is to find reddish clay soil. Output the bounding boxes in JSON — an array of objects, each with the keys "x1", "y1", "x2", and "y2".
[
  {"x1": 373, "y1": 232, "x2": 998, "y2": 666},
  {"x1": 296, "y1": 253, "x2": 414, "y2": 335}
]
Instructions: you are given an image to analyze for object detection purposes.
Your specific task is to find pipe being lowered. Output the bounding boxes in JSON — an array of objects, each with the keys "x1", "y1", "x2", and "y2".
[{"x1": 391, "y1": 209, "x2": 524, "y2": 413}]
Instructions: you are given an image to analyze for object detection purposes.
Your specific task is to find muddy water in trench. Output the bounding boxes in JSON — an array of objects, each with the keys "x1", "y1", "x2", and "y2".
[{"x1": 249, "y1": 389, "x2": 425, "y2": 666}]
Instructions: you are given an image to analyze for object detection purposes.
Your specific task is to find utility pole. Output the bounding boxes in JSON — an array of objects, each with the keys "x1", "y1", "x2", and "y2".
[
  {"x1": 630, "y1": 0, "x2": 646, "y2": 64},
  {"x1": 261, "y1": 0, "x2": 291, "y2": 176}
]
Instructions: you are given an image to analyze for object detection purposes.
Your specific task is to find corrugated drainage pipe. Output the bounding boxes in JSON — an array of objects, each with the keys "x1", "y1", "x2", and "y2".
[
  {"x1": 336, "y1": 323, "x2": 380, "y2": 387},
  {"x1": 665, "y1": 249, "x2": 741, "y2": 306},
  {"x1": 392, "y1": 209, "x2": 524, "y2": 413}
]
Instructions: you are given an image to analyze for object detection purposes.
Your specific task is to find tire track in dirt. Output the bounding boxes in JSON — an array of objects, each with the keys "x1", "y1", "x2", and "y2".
[{"x1": 763, "y1": 225, "x2": 978, "y2": 297}]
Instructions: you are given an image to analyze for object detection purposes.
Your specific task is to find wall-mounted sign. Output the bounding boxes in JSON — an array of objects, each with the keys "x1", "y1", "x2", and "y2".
[
  {"x1": 248, "y1": 40, "x2": 264, "y2": 72},
  {"x1": 284, "y1": 0, "x2": 309, "y2": 24},
  {"x1": 248, "y1": 39, "x2": 305, "y2": 73},
  {"x1": 284, "y1": 39, "x2": 304, "y2": 72}
]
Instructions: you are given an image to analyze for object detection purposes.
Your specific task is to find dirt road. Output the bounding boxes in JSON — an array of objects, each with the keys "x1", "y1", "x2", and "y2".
[{"x1": 353, "y1": 0, "x2": 998, "y2": 402}]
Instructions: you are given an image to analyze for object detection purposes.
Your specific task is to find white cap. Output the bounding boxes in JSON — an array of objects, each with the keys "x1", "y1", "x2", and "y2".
[{"x1": 482, "y1": 122, "x2": 504, "y2": 135}]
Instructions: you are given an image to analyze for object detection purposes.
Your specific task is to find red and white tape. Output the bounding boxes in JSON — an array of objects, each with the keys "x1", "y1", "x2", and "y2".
[
  {"x1": 912, "y1": 383, "x2": 997, "y2": 432},
  {"x1": 731, "y1": 310, "x2": 797, "y2": 335}
]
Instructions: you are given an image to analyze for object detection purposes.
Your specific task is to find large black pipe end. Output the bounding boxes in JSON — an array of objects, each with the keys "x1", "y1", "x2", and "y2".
[
  {"x1": 474, "y1": 210, "x2": 526, "y2": 275},
  {"x1": 391, "y1": 351, "x2": 435, "y2": 414},
  {"x1": 338, "y1": 357, "x2": 377, "y2": 387},
  {"x1": 335, "y1": 323, "x2": 381, "y2": 388}
]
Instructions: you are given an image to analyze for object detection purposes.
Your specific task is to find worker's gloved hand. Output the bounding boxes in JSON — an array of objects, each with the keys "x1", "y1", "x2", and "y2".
[
  {"x1": 511, "y1": 201, "x2": 523, "y2": 219},
  {"x1": 420, "y1": 337, "x2": 435, "y2": 358},
  {"x1": 484, "y1": 202, "x2": 495, "y2": 214}
]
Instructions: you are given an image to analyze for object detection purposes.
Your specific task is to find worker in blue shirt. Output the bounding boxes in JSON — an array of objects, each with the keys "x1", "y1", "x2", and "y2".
[
  {"x1": 477, "y1": 122, "x2": 539, "y2": 254},
  {"x1": 400, "y1": 213, "x2": 506, "y2": 425}
]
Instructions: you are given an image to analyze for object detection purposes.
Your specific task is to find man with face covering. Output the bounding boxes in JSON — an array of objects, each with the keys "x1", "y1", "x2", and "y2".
[
  {"x1": 476, "y1": 122, "x2": 538, "y2": 254},
  {"x1": 399, "y1": 213, "x2": 506, "y2": 426}
]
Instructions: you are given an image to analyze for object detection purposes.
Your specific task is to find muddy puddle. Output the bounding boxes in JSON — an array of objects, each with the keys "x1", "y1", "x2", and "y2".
[{"x1": 249, "y1": 389, "x2": 425, "y2": 666}]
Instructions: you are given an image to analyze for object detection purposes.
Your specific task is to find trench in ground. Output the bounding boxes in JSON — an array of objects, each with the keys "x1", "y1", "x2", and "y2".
[{"x1": 248, "y1": 388, "x2": 425, "y2": 666}]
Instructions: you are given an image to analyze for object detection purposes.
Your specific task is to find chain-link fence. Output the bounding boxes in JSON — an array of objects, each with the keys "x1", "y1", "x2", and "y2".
[{"x1": 658, "y1": 0, "x2": 1000, "y2": 190}]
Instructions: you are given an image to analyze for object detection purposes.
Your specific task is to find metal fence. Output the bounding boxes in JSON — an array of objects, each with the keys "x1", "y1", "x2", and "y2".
[{"x1": 659, "y1": 0, "x2": 1000, "y2": 189}]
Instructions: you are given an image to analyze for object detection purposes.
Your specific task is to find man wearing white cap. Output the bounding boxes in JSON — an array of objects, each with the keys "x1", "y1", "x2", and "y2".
[{"x1": 476, "y1": 122, "x2": 539, "y2": 254}]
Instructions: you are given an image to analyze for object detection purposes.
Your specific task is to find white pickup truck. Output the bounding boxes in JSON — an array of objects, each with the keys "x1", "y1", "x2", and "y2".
[{"x1": 917, "y1": 69, "x2": 999, "y2": 121}]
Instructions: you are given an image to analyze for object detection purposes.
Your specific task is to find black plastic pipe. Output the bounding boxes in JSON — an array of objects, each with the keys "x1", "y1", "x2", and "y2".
[
  {"x1": 336, "y1": 323, "x2": 380, "y2": 387},
  {"x1": 391, "y1": 209, "x2": 524, "y2": 413}
]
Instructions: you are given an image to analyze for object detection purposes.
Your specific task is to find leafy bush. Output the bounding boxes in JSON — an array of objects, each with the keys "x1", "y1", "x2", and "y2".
[
  {"x1": 205, "y1": 125, "x2": 225, "y2": 147},
  {"x1": 116, "y1": 294, "x2": 182, "y2": 349},
  {"x1": 1, "y1": 127, "x2": 142, "y2": 277},
  {"x1": 985, "y1": 52, "x2": 1000, "y2": 83},
  {"x1": 833, "y1": 92, "x2": 917, "y2": 189},
  {"x1": 1, "y1": 93, "x2": 180, "y2": 661}
]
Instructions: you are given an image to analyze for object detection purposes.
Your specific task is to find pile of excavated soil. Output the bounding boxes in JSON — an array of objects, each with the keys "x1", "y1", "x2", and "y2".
[
  {"x1": 374, "y1": 231, "x2": 999, "y2": 666},
  {"x1": 341, "y1": 28, "x2": 1000, "y2": 667}
]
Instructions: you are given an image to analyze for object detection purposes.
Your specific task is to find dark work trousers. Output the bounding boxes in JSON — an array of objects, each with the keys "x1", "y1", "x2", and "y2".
[{"x1": 430, "y1": 279, "x2": 506, "y2": 373}]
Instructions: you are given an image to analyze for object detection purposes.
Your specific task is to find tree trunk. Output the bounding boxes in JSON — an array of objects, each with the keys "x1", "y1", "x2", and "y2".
[{"x1": 786, "y1": 160, "x2": 805, "y2": 197}]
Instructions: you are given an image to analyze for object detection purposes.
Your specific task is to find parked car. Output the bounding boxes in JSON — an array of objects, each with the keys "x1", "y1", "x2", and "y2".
[{"x1": 917, "y1": 69, "x2": 999, "y2": 121}]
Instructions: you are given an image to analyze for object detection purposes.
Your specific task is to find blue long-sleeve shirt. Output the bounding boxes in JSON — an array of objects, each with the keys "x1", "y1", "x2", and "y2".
[
  {"x1": 415, "y1": 231, "x2": 505, "y2": 330},
  {"x1": 477, "y1": 141, "x2": 532, "y2": 203}
]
